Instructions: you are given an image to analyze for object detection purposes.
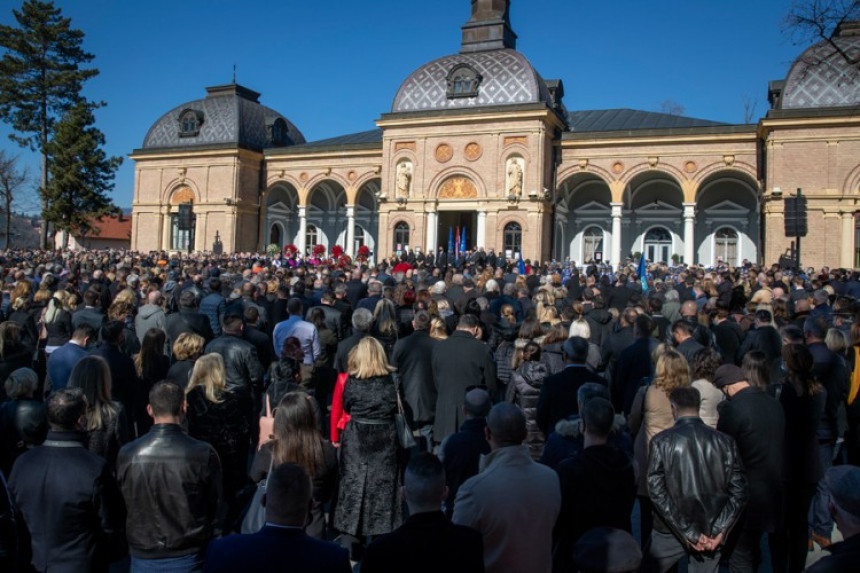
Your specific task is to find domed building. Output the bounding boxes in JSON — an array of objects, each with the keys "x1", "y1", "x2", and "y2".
[{"x1": 131, "y1": 2, "x2": 860, "y2": 268}]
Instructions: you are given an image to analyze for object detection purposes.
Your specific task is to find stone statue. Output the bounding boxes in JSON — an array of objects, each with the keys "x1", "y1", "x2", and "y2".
[
  {"x1": 507, "y1": 159, "x2": 523, "y2": 196},
  {"x1": 396, "y1": 162, "x2": 412, "y2": 198}
]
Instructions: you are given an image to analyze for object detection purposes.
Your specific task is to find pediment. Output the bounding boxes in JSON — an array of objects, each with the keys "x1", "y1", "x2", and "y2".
[
  {"x1": 636, "y1": 200, "x2": 681, "y2": 213},
  {"x1": 267, "y1": 201, "x2": 291, "y2": 213},
  {"x1": 705, "y1": 200, "x2": 750, "y2": 215},
  {"x1": 573, "y1": 200, "x2": 611, "y2": 213}
]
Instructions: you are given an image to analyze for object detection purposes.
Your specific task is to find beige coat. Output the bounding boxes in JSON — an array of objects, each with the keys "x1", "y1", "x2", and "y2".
[
  {"x1": 631, "y1": 385, "x2": 675, "y2": 495},
  {"x1": 452, "y1": 444, "x2": 561, "y2": 573}
]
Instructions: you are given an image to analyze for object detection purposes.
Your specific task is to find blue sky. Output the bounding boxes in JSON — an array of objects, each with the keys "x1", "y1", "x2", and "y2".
[{"x1": 0, "y1": 0, "x2": 807, "y2": 210}]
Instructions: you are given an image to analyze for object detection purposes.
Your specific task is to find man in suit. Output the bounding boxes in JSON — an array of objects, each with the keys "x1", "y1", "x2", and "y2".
[
  {"x1": 362, "y1": 453, "x2": 484, "y2": 573},
  {"x1": 45, "y1": 324, "x2": 93, "y2": 393},
  {"x1": 164, "y1": 290, "x2": 214, "y2": 353},
  {"x1": 612, "y1": 314, "x2": 658, "y2": 415},
  {"x1": 671, "y1": 320, "x2": 705, "y2": 365},
  {"x1": 308, "y1": 291, "x2": 346, "y2": 341},
  {"x1": 536, "y1": 336, "x2": 606, "y2": 438},
  {"x1": 203, "y1": 463, "x2": 350, "y2": 573},
  {"x1": 713, "y1": 364, "x2": 785, "y2": 572},
  {"x1": 344, "y1": 269, "x2": 367, "y2": 309},
  {"x1": 439, "y1": 387, "x2": 492, "y2": 517},
  {"x1": 599, "y1": 307, "x2": 637, "y2": 380},
  {"x1": 432, "y1": 314, "x2": 497, "y2": 445},
  {"x1": 391, "y1": 311, "x2": 438, "y2": 451},
  {"x1": 453, "y1": 403, "x2": 560, "y2": 573},
  {"x1": 71, "y1": 289, "x2": 105, "y2": 333}
]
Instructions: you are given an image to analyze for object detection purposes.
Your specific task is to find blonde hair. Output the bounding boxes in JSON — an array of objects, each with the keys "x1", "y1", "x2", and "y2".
[
  {"x1": 33, "y1": 288, "x2": 51, "y2": 304},
  {"x1": 186, "y1": 354, "x2": 226, "y2": 403},
  {"x1": 347, "y1": 337, "x2": 396, "y2": 379},
  {"x1": 44, "y1": 290, "x2": 69, "y2": 324},
  {"x1": 568, "y1": 318, "x2": 591, "y2": 340},
  {"x1": 173, "y1": 332, "x2": 205, "y2": 361},
  {"x1": 68, "y1": 356, "x2": 117, "y2": 432},
  {"x1": 11, "y1": 296, "x2": 28, "y2": 312},
  {"x1": 500, "y1": 304, "x2": 517, "y2": 325},
  {"x1": 653, "y1": 348, "x2": 691, "y2": 393},
  {"x1": 429, "y1": 317, "x2": 448, "y2": 340},
  {"x1": 113, "y1": 289, "x2": 136, "y2": 306}
]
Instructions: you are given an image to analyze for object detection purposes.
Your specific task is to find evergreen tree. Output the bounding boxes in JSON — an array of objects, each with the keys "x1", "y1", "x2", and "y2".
[
  {"x1": 44, "y1": 101, "x2": 121, "y2": 249},
  {"x1": 0, "y1": 0, "x2": 98, "y2": 249}
]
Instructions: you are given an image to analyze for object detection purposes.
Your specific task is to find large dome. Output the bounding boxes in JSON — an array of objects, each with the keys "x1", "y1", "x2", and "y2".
[
  {"x1": 391, "y1": 49, "x2": 550, "y2": 113},
  {"x1": 780, "y1": 25, "x2": 860, "y2": 110},
  {"x1": 142, "y1": 84, "x2": 305, "y2": 150}
]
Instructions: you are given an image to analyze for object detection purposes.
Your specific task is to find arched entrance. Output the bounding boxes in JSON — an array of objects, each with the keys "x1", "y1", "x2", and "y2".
[
  {"x1": 643, "y1": 227, "x2": 673, "y2": 264},
  {"x1": 556, "y1": 173, "x2": 612, "y2": 264},
  {"x1": 695, "y1": 171, "x2": 760, "y2": 266}
]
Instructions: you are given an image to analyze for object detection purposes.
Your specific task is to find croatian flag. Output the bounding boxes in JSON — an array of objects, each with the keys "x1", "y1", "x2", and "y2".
[
  {"x1": 518, "y1": 252, "x2": 526, "y2": 275},
  {"x1": 448, "y1": 227, "x2": 454, "y2": 257}
]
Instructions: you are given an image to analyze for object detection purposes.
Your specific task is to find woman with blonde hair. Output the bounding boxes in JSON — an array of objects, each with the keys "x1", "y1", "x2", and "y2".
[
  {"x1": 333, "y1": 337, "x2": 402, "y2": 540},
  {"x1": 43, "y1": 290, "x2": 73, "y2": 354},
  {"x1": 429, "y1": 316, "x2": 448, "y2": 341},
  {"x1": 166, "y1": 332, "x2": 205, "y2": 385},
  {"x1": 185, "y1": 353, "x2": 252, "y2": 507},
  {"x1": 68, "y1": 356, "x2": 128, "y2": 465},
  {"x1": 250, "y1": 391, "x2": 338, "y2": 539},
  {"x1": 8, "y1": 296, "x2": 38, "y2": 353},
  {"x1": 630, "y1": 347, "x2": 690, "y2": 546}
]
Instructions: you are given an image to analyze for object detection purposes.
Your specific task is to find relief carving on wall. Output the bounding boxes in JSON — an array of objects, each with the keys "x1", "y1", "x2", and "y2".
[
  {"x1": 464, "y1": 142, "x2": 482, "y2": 161},
  {"x1": 435, "y1": 143, "x2": 453, "y2": 163},
  {"x1": 438, "y1": 176, "x2": 478, "y2": 199}
]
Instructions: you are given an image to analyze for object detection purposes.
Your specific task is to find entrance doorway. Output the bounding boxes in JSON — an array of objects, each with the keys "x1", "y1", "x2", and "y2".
[
  {"x1": 643, "y1": 227, "x2": 672, "y2": 264},
  {"x1": 437, "y1": 211, "x2": 477, "y2": 252}
]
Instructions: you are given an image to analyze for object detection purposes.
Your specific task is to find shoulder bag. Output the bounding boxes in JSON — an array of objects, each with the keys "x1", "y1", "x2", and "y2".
[{"x1": 240, "y1": 453, "x2": 273, "y2": 534}]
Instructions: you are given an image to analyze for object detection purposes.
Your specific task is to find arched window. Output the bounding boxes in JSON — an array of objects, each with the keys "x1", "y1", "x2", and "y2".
[
  {"x1": 583, "y1": 227, "x2": 604, "y2": 263},
  {"x1": 393, "y1": 222, "x2": 409, "y2": 249},
  {"x1": 353, "y1": 225, "x2": 365, "y2": 253},
  {"x1": 446, "y1": 63, "x2": 482, "y2": 98},
  {"x1": 178, "y1": 109, "x2": 202, "y2": 137},
  {"x1": 503, "y1": 222, "x2": 522, "y2": 256},
  {"x1": 715, "y1": 227, "x2": 738, "y2": 264},
  {"x1": 269, "y1": 224, "x2": 282, "y2": 247},
  {"x1": 270, "y1": 118, "x2": 289, "y2": 146},
  {"x1": 306, "y1": 225, "x2": 319, "y2": 253}
]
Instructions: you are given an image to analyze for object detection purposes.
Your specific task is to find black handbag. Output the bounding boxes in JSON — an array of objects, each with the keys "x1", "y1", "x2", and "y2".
[
  {"x1": 240, "y1": 455, "x2": 273, "y2": 534},
  {"x1": 394, "y1": 385, "x2": 417, "y2": 450}
]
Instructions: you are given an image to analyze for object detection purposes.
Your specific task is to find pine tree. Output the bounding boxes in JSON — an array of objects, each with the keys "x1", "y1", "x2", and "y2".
[
  {"x1": 0, "y1": 0, "x2": 98, "y2": 249},
  {"x1": 43, "y1": 101, "x2": 121, "y2": 249}
]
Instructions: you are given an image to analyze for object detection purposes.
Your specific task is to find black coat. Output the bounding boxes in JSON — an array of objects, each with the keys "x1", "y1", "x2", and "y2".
[
  {"x1": 333, "y1": 375, "x2": 402, "y2": 537},
  {"x1": 0, "y1": 398, "x2": 47, "y2": 475},
  {"x1": 440, "y1": 417, "x2": 490, "y2": 518},
  {"x1": 432, "y1": 331, "x2": 497, "y2": 443},
  {"x1": 362, "y1": 511, "x2": 484, "y2": 573},
  {"x1": 203, "y1": 526, "x2": 350, "y2": 573},
  {"x1": 600, "y1": 325, "x2": 635, "y2": 377},
  {"x1": 778, "y1": 382, "x2": 825, "y2": 485},
  {"x1": 204, "y1": 334, "x2": 264, "y2": 401},
  {"x1": 536, "y1": 365, "x2": 606, "y2": 437},
  {"x1": 243, "y1": 325, "x2": 274, "y2": 372},
  {"x1": 612, "y1": 337, "x2": 657, "y2": 415},
  {"x1": 554, "y1": 444, "x2": 636, "y2": 573},
  {"x1": 808, "y1": 341, "x2": 849, "y2": 441},
  {"x1": 0, "y1": 345, "x2": 32, "y2": 400},
  {"x1": 164, "y1": 310, "x2": 214, "y2": 352},
  {"x1": 391, "y1": 330, "x2": 438, "y2": 425},
  {"x1": 735, "y1": 324, "x2": 782, "y2": 367},
  {"x1": 9, "y1": 430, "x2": 125, "y2": 573},
  {"x1": 71, "y1": 307, "x2": 105, "y2": 334},
  {"x1": 91, "y1": 343, "x2": 139, "y2": 433},
  {"x1": 717, "y1": 386, "x2": 785, "y2": 531}
]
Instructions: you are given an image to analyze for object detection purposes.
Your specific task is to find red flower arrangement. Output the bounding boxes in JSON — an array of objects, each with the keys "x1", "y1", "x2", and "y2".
[
  {"x1": 330, "y1": 245, "x2": 344, "y2": 257},
  {"x1": 312, "y1": 244, "x2": 326, "y2": 256},
  {"x1": 337, "y1": 253, "x2": 352, "y2": 268},
  {"x1": 357, "y1": 245, "x2": 370, "y2": 257},
  {"x1": 283, "y1": 244, "x2": 298, "y2": 255}
]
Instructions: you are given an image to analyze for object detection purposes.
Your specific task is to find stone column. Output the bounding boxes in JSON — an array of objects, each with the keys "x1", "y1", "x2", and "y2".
[
  {"x1": 842, "y1": 212, "x2": 855, "y2": 268},
  {"x1": 426, "y1": 208, "x2": 438, "y2": 253},
  {"x1": 297, "y1": 206, "x2": 307, "y2": 256},
  {"x1": 683, "y1": 202, "x2": 696, "y2": 265},
  {"x1": 161, "y1": 207, "x2": 172, "y2": 250},
  {"x1": 477, "y1": 209, "x2": 487, "y2": 248},
  {"x1": 610, "y1": 202, "x2": 623, "y2": 265},
  {"x1": 346, "y1": 205, "x2": 356, "y2": 257}
]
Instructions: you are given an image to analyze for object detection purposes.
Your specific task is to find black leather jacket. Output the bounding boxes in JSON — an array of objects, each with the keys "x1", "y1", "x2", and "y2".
[
  {"x1": 648, "y1": 417, "x2": 747, "y2": 543},
  {"x1": 203, "y1": 334, "x2": 264, "y2": 400},
  {"x1": 116, "y1": 424, "x2": 222, "y2": 558}
]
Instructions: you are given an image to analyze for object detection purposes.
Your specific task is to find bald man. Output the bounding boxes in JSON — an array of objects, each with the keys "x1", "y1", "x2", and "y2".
[{"x1": 453, "y1": 403, "x2": 560, "y2": 573}]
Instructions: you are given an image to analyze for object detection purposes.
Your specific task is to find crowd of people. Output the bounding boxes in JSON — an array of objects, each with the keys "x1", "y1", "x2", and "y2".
[{"x1": 1, "y1": 247, "x2": 860, "y2": 572}]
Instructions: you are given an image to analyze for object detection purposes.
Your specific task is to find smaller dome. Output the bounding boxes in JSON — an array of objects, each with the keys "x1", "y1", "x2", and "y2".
[
  {"x1": 780, "y1": 24, "x2": 860, "y2": 110},
  {"x1": 392, "y1": 49, "x2": 550, "y2": 113},
  {"x1": 142, "y1": 84, "x2": 305, "y2": 150}
]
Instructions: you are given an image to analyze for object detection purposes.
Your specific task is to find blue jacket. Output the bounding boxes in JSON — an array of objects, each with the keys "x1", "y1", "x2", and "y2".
[
  {"x1": 46, "y1": 342, "x2": 89, "y2": 392},
  {"x1": 199, "y1": 293, "x2": 226, "y2": 337}
]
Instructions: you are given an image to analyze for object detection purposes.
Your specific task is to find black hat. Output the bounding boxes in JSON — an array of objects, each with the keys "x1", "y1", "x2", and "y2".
[{"x1": 712, "y1": 364, "x2": 746, "y2": 389}]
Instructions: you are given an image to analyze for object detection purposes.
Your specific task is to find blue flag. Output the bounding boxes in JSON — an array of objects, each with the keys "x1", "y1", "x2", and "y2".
[
  {"x1": 518, "y1": 252, "x2": 526, "y2": 275},
  {"x1": 448, "y1": 227, "x2": 454, "y2": 258},
  {"x1": 460, "y1": 225, "x2": 467, "y2": 257},
  {"x1": 638, "y1": 254, "x2": 648, "y2": 293}
]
